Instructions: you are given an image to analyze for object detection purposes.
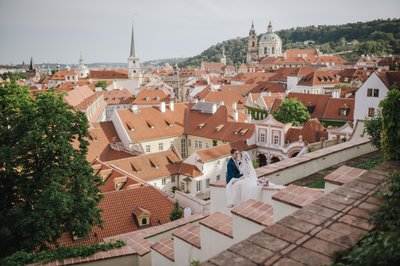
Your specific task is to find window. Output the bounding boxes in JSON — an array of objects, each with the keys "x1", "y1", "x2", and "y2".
[
  {"x1": 260, "y1": 131, "x2": 265, "y2": 142},
  {"x1": 188, "y1": 139, "x2": 191, "y2": 147},
  {"x1": 273, "y1": 135, "x2": 279, "y2": 145},
  {"x1": 252, "y1": 41, "x2": 255, "y2": 47},
  {"x1": 216, "y1": 175, "x2": 221, "y2": 181},
  {"x1": 206, "y1": 142, "x2": 209, "y2": 148},
  {"x1": 194, "y1": 140, "x2": 199, "y2": 148},
  {"x1": 170, "y1": 141, "x2": 174, "y2": 147},
  {"x1": 373, "y1": 89, "x2": 379, "y2": 97},
  {"x1": 171, "y1": 176, "x2": 176, "y2": 183},
  {"x1": 162, "y1": 178, "x2": 166, "y2": 185},
  {"x1": 196, "y1": 180, "x2": 201, "y2": 191},
  {"x1": 199, "y1": 141, "x2": 202, "y2": 149},
  {"x1": 141, "y1": 218, "x2": 147, "y2": 225},
  {"x1": 180, "y1": 139, "x2": 187, "y2": 158},
  {"x1": 339, "y1": 108, "x2": 348, "y2": 116},
  {"x1": 146, "y1": 145, "x2": 151, "y2": 153},
  {"x1": 368, "y1": 108, "x2": 375, "y2": 117},
  {"x1": 367, "y1": 88, "x2": 373, "y2": 97},
  {"x1": 154, "y1": 183, "x2": 157, "y2": 187},
  {"x1": 159, "y1": 143, "x2": 163, "y2": 151},
  {"x1": 212, "y1": 140, "x2": 218, "y2": 146},
  {"x1": 206, "y1": 178, "x2": 210, "y2": 188}
]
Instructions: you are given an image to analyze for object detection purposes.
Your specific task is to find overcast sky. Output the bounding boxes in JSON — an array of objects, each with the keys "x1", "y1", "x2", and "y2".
[{"x1": 0, "y1": 0, "x2": 399, "y2": 65}]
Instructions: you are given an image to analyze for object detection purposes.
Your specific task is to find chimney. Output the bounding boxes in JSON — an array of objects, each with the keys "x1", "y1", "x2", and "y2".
[
  {"x1": 246, "y1": 113, "x2": 252, "y2": 123},
  {"x1": 220, "y1": 101, "x2": 224, "y2": 106},
  {"x1": 169, "y1": 100, "x2": 174, "y2": 112},
  {"x1": 233, "y1": 110, "x2": 239, "y2": 122},
  {"x1": 211, "y1": 103, "x2": 217, "y2": 114},
  {"x1": 131, "y1": 105, "x2": 139, "y2": 113},
  {"x1": 195, "y1": 98, "x2": 199, "y2": 103},
  {"x1": 160, "y1": 102, "x2": 166, "y2": 113},
  {"x1": 232, "y1": 102, "x2": 237, "y2": 110}
]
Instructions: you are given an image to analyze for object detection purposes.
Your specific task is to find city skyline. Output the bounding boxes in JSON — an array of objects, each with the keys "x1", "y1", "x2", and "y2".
[{"x1": 0, "y1": 0, "x2": 399, "y2": 65}]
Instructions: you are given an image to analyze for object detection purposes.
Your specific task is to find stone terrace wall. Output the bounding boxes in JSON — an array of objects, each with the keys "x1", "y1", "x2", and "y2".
[
  {"x1": 202, "y1": 160, "x2": 400, "y2": 266},
  {"x1": 256, "y1": 137, "x2": 376, "y2": 185}
]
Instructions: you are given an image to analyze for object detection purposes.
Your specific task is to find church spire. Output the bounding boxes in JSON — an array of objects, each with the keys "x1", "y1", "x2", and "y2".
[
  {"x1": 249, "y1": 20, "x2": 256, "y2": 35},
  {"x1": 29, "y1": 57, "x2": 35, "y2": 71},
  {"x1": 130, "y1": 22, "x2": 136, "y2": 58}
]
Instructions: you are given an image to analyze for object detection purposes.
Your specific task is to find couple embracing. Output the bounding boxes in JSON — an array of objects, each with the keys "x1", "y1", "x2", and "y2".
[{"x1": 226, "y1": 148, "x2": 261, "y2": 208}]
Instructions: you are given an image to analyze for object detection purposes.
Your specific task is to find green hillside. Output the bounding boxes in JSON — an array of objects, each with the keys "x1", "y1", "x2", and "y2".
[{"x1": 179, "y1": 18, "x2": 400, "y2": 68}]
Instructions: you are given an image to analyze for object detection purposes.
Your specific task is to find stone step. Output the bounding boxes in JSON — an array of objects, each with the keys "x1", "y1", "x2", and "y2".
[
  {"x1": 272, "y1": 184, "x2": 324, "y2": 222},
  {"x1": 231, "y1": 199, "x2": 274, "y2": 243},
  {"x1": 199, "y1": 212, "x2": 234, "y2": 261},
  {"x1": 324, "y1": 165, "x2": 366, "y2": 194},
  {"x1": 172, "y1": 223, "x2": 202, "y2": 265},
  {"x1": 150, "y1": 237, "x2": 174, "y2": 265}
]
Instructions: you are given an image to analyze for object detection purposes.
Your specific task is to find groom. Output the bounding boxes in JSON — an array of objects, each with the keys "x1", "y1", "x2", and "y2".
[{"x1": 226, "y1": 148, "x2": 243, "y2": 208}]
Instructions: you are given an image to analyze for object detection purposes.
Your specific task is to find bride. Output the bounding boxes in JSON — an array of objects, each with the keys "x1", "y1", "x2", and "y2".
[{"x1": 232, "y1": 151, "x2": 285, "y2": 206}]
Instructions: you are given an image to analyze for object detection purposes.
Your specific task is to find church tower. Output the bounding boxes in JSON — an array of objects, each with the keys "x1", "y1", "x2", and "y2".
[
  {"x1": 220, "y1": 47, "x2": 227, "y2": 65},
  {"x1": 246, "y1": 21, "x2": 258, "y2": 64},
  {"x1": 128, "y1": 23, "x2": 142, "y2": 81}
]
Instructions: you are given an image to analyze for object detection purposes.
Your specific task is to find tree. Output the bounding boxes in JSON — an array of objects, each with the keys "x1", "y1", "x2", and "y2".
[
  {"x1": 95, "y1": 80, "x2": 108, "y2": 90},
  {"x1": 363, "y1": 111, "x2": 382, "y2": 150},
  {"x1": 272, "y1": 98, "x2": 311, "y2": 126},
  {"x1": 170, "y1": 201, "x2": 183, "y2": 221},
  {"x1": 380, "y1": 88, "x2": 400, "y2": 160},
  {"x1": 0, "y1": 81, "x2": 103, "y2": 258}
]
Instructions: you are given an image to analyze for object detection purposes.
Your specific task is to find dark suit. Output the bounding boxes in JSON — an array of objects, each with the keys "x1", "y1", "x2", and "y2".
[{"x1": 226, "y1": 157, "x2": 243, "y2": 184}]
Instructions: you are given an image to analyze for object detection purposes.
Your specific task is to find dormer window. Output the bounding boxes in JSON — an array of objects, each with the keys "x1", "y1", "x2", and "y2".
[
  {"x1": 132, "y1": 207, "x2": 151, "y2": 227},
  {"x1": 198, "y1": 122, "x2": 206, "y2": 129},
  {"x1": 339, "y1": 108, "x2": 348, "y2": 116},
  {"x1": 216, "y1": 124, "x2": 224, "y2": 132},
  {"x1": 156, "y1": 96, "x2": 160, "y2": 101}
]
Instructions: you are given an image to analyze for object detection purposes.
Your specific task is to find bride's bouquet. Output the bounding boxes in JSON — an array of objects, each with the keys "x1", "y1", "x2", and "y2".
[{"x1": 257, "y1": 176, "x2": 270, "y2": 187}]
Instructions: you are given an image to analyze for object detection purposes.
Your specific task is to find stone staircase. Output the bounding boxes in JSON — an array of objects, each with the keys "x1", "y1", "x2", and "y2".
[{"x1": 150, "y1": 166, "x2": 363, "y2": 266}]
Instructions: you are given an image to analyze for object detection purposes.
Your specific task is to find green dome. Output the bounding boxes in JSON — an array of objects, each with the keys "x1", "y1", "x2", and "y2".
[{"x1": 260, "y1": 32, "x2": 281, "y2": 43}]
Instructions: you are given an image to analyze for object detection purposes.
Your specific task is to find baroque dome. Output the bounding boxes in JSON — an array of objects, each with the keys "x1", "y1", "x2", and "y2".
[{"x1": 260, "y1": 32, "x2": 281, "y2": 43}]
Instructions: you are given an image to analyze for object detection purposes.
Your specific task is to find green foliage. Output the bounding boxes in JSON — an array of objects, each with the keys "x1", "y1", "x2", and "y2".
[
  {"x1": 190, "y1": 260, "x2": 200, "y2": 266},
  {"x1": 0, "y1": 71, "x2": 27, "y2": 81},
  {"x1": 272, "y1": 98, "x2": 310, "y2": 126},
  {"x1": 95, "y1": 80, "x2": 108, "y2": 90},
  {"x1": 2, "y1": 240, "x2": 125, "y2": 266},
  {"x1": 331, "y1": 170, "x2": 400, "y2": 266},
  {"x1": 356, "y1": 155, "x2": 384, "y2": 170},
  {"x1": 363, "y1": 111, "x2": 382, "y2": 150},
  {"x1": 170, "y1": 201, "x2": 183, "y2": 221},
  {"x1": 246, "y1": 106, "x2": 268, "y2": 120},
  {"x1": 380, "y1": 88, "x2": 400, "y2": 160},
  {"x1": 180, "y1": 18, "x2": 400, "y2": 68},
  {"x1": 0, "y1": 81, "x2": 103, "y2": 258},
  {"x1": 307, "y1": 179, "x2": 325, "y2": 189},
  {"x1": 252, "y1": 159, "x2": 259, "y2": 169}
]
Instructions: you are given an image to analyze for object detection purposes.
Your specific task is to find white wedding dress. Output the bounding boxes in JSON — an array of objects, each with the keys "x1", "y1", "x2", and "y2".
[
  {"x1": 231, "y1": 151, "x2": 285, "y2": 206},
  {"x1": 231, "y1": 151, "x2": 261, "y2": 205}
]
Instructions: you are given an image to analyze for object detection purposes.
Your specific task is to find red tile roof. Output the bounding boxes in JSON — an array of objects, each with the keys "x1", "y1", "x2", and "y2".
[
  {"x1": 285, "y1": 119, "x2": 328, "y2": 144},
  {"x1": 249, "y1": 82, "x2": 286, "y2": 94},
  {"x1": 376, "y1": 71, "x2": 400, "y2": 88},
  {"x1": 107, "y1": 150, "x2": 181, "y2": 181},
  {"x1": 133, "y1": 89, "x2": 170, "y2": 105},
  {"x1": 89, "y1": 70, "x2": 128, "y2": 79},
  {"x1": 195, "y1": 141, "x2": 251, "y2": 163},
  {"x1": 298, "y1": 71, "x2": 338, "y2": 86},
  {"x1": 58, "y1": 186, "x2": 174, "y2": 246},
  {"x1": 322, "y1": 98, "x2": 354, "y2": 121},
  {"x1": 287, "y1": 92, "x2": 331, "y2": 118},
  {"x1": 284, "y1": 49, "x2": 319, "y2": 58},
  {"x1": 87, "y1": 122, "x2": 134, "y2": 162},
  {"x1": 272, "y1": 184, "x2": 324, "y2": 208},
  {"x1": 102, "y1": 89, "x2": 135, "y2": 105}
]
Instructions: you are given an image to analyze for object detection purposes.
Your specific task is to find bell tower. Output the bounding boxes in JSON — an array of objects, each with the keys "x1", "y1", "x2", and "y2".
[
  {"x1": 246, "y1": 21, "x2": 258, "y2": 64},
  {"x1": 128, "y1": 23, "x2": 142, "y2": 81}
]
